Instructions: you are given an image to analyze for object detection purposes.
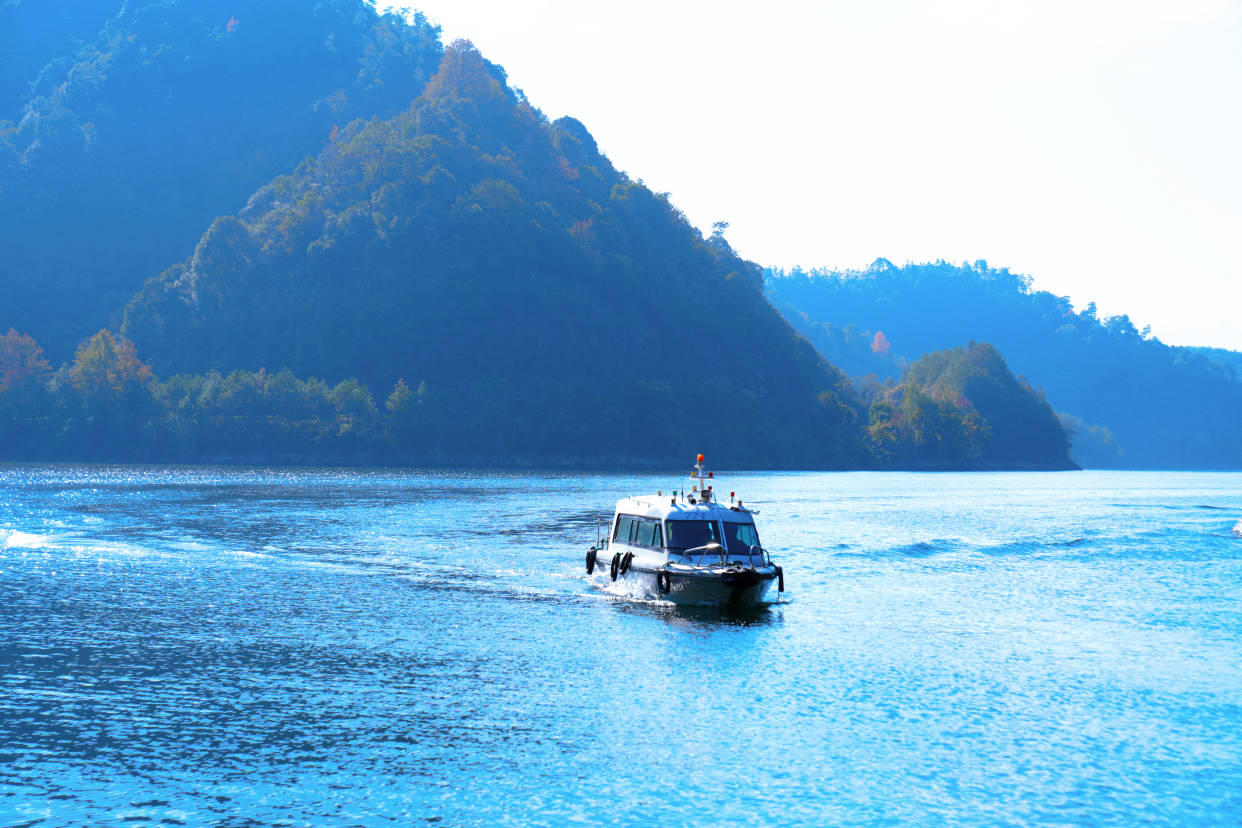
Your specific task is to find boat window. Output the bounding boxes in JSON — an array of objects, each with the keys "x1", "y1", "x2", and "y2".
[
  {"x1": 665, "y1": 519, "x2": 720, "y2": 551},
  {"x1": 635, "y1": 519, "x2": 662, "y2": 548},
  {"x1": 613, "y1": 516, "x2": 636, "y2": 543},
  {"x1": 724, "y1": 522, "x2": 761, "y2": 557},
  {"x1": 614, "y1": 515, "x2": 666, "y2": 546}
]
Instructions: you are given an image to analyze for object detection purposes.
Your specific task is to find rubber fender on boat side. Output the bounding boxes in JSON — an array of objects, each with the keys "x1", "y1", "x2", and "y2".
[
  {"x1": 656, "y1": 569, "x2": 671, "y2": 594},
  {"x1": 775, "y1": 566, "x2": 785, "y2": 592},
  {"x1": 586, "y1": 546, "x2": 597, "y2": 575},
  {"x1": 619, "y1": 551, "x2": 633, "y2": 576},
  {"x1": 610, "y1": 553, "x2": 621, "y2": 581}
]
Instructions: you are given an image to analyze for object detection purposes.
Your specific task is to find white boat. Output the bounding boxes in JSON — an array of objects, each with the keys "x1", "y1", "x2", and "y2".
[{"x1": 585, "y1": 455, "x2": 785, "y2": 606}]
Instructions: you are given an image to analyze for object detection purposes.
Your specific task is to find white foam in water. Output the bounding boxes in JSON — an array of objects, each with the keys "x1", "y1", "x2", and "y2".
[
  {"x1": 1234, "y1": 519, "x2": 1242, "y2": 538},
  {"x1": 3, "y1": 530, "x2": 48, "y2": 549}
]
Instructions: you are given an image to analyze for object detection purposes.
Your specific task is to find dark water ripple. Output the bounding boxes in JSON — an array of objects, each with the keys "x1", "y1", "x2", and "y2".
[{"x1": 2, "y1": 467, "x2": 1241, "y2": 826}]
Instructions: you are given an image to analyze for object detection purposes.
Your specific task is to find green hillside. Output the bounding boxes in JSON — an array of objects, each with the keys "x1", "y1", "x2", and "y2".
[
  {"x1": 0, "y1": 0, "x2": 443, "y2": 361},
  {"x1": 118, "y1": 41, "x2": 869, "y2": 468}
]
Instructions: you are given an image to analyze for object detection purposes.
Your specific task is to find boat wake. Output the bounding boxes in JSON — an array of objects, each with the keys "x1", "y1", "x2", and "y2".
[
  {"x1": 2, "y1": 529, "x2": 48, "y2": 549},
  {"x1": 1233, "y1": 519, "x2": 1242, "y2": 538}
]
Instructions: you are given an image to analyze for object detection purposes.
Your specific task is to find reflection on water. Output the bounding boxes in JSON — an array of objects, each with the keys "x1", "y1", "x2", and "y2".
[
  {"x1": 649, "y1": 601, "x2": 786, "y2": 629},
  {"x1": 2, "y1": 466, "x2": 1241, "y2": 826}
]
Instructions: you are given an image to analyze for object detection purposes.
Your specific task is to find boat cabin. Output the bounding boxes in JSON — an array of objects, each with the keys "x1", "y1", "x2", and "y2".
[{"x1": 607, "y1": 496, "x2": 763, "y2": 562}]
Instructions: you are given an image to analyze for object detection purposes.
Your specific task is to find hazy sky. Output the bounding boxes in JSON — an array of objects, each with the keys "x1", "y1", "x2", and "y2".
[{"x1": 382, "y1": 0, "x2": 1242, "y2": 350}]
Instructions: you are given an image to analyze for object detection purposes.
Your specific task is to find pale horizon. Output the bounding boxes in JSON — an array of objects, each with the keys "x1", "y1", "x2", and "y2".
[{"x1": 383, "y1": 0, "x2": 1242, "y2": 352}]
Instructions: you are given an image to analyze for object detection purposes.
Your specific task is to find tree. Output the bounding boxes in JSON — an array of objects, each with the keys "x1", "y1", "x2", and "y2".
[
  {"x1": 68, "y1": 331, "x2": 154, "y2": 400},
  {"x1": 0, "y1": 329, "x2": 51, "y2": 392},
  {"x1": 422, "y1": 39, "x2": 509, "y2": 107},
  {"x1": 386, "y1": 378, "x2": 413, "y2": 414},
  {"x1": 871, "y1": 330, "x2": 891, "y2": 355}
]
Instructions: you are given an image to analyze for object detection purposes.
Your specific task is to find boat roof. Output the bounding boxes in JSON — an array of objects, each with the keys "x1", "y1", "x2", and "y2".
[
  {"x1": 613, "y1": 495, "x2": 757, "y2": 523},
  {"x1": 612, "y1": 455, "x2": 758, "y2": 523}
]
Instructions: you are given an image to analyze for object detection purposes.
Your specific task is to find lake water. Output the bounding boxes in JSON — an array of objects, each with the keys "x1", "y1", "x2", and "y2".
[{"x1": 2, "y1": 466, "x2": 1240, "y2": 826}]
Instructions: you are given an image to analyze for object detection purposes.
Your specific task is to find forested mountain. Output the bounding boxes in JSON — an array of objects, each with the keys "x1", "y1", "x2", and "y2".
[
  {"x1": 115, "y1": 40, "x2": 872, "y2": 468},
  {"x1": 0, "y1": 0, "x2": 443, "y2": 362},
  {"x1": 0, "y1": 5, "x2": 1077, "y2": 470},
  {"x1": 0, "y1": 0, "x2": 123, "y2": 108},
  {"x1": 767, "y1": 261, "x2": 1242, "y2": 468}
]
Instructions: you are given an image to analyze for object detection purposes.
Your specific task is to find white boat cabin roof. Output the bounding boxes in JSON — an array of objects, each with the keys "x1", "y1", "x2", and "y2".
[{"x1": 613, "y1": 495, "x2": 756, "y2": 524}]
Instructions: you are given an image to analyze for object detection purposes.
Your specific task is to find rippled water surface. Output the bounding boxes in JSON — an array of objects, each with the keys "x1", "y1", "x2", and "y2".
[{"x1": 2, "y1": 467, "x2": 1241, "y2": 826}]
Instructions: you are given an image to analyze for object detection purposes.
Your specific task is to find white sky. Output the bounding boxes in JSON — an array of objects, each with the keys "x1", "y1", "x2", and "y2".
[{"x1": 382, "y1": 0, "x2": 1242, "y2": 350}]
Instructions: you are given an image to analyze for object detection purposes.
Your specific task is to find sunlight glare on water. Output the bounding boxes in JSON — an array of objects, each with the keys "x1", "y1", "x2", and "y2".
[{"x1": 1, "y1": 466, "x2": 1240, "y2": 826}]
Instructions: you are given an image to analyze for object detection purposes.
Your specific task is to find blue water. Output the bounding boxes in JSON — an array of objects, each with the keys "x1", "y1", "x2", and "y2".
[{"x1": 2, "y1": 467, "x2": 1241, "y2": 827}]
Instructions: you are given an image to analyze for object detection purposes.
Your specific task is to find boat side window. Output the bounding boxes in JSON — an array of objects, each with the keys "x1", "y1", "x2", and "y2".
[
  {"x1": 634, "y1": 519, "x2": 662, "y2": 548},
  {"x1": 613, "y1": 515, "x2": 636, "y2": 543},
  {"x1": 664, "y1": 519, "x2": 720, "y2": 551},
  {"x1": 724, "y1": 522, "x2": 761, "y2": 557}
]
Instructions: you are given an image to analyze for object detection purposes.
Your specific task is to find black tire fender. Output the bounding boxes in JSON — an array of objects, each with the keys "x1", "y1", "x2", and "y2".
[
  {"x1": 656, "y1": 570, "x2": 671, "y2": 594},
  {"x1": 586, "y1": 547, "x2": 597, "y2": 574},
  {"x1": 609, "y1": 553, "x2": 621, "y2": 581},
  {"x1": 619, "y1": 551, "x2": 633, "y2": 576},
  {"x1": 775, "y1": 565, "x2": 785, "y2": 592}
]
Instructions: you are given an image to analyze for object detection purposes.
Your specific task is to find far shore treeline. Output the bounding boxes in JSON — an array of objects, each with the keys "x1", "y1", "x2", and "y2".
[{"x1": 0, "y1": 327, "x2": 1072, "y2": 469}]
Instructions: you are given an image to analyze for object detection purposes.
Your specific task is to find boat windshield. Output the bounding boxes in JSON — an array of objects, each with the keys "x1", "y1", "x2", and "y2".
[
  {"x1": 665, "y1": 519, "x2": 720, "y2": 552},
  {"x1": 724, "y1": 522, "x2": 761, "y2": 557}
]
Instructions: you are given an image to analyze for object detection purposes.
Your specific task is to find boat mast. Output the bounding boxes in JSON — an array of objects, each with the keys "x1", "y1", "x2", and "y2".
[{"x1": 690, "y1": 453, "x2": 714, "y2": 502}]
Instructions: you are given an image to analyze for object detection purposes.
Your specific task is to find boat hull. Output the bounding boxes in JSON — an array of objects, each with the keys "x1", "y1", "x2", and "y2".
[{"x1": 595, "y1": 562, "x2": 780, "y2": 606}]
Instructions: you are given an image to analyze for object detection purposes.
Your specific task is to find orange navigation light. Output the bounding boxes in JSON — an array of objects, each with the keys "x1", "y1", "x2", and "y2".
[{"x1": 696, "y1": 453, "x2": 705, "y2": 463}]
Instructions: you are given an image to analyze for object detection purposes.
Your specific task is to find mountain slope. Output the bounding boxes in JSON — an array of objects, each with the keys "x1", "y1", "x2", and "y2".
[
  {"x1": 120, "y1": 41, "x2": 869, "y2": 468},
  {"x1": 0, "y1": 0, "x2": 443, "y2": 361}
]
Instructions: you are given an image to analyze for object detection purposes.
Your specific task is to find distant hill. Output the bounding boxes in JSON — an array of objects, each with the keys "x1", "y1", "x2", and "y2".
[
  {"x1": 767, "y1": 261, "x2": 1242, "y2": 468},
  {"x1": 862, "y1": 343, "x2": 1072, "y2": 470},
  {"x1": 0, "y1": 0, "x2": 443, "y2": 362}
]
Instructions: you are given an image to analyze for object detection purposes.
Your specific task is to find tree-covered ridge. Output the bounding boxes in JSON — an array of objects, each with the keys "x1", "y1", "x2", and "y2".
[
  {"x1": 0, "y1": 0, "x2": 123, "y2": 111},
  {"x1": 1181, "y1": 346, "x2": 1242, "y2": 382},
  {"x1": 863, "y1": 343, "x2": 1072, "y2": 469},
  {"x1": 0, "y1": 0, "x2": 443, "y2": 361},
  {"x1": 766, "y1": 260, "x2": 1242, "y2": 468},
  {"x1": 116, "y1": 40, "x2": 876, "y2": 468}
]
